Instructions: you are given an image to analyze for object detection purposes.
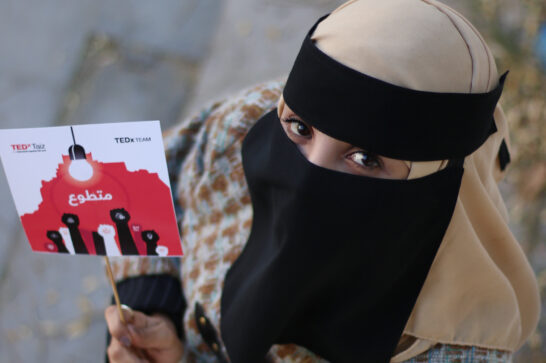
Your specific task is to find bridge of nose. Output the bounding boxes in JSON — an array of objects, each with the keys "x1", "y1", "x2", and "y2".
[{"x1": 304, "y1": 128, "x2": 351, "y2": 168}]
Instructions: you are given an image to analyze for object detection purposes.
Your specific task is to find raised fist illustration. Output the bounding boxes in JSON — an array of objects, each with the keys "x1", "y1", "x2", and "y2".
[
  {"x1": 61, "y1": 213, "x2": 88, "y2": 254},
  {"x1": 110, "y1": 208, "x2": 131, "y2": 223},
  {"x1": 109, "y1": 208, "x2": 139, "y2": 255},
  {"x1": 61, "y1": 213, "x2": 79, "y2": 227},
  {"x1": 141, "y1": 230, "x2": 159, "y2": 256},
  {"x1": 46, "y1": 230, "x2": 69, "y2": 253}
]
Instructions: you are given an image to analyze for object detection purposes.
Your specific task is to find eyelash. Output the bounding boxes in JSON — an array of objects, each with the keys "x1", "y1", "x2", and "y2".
[
  {"x1": 281, "y1": 117, "x2": 312, "y2": 138},
  {"x1": 281, "y1": 117, "x2": 382, "y2": 170},
  {"x1": 348, "y1": 151, "x2": 381, "y2": 170}
]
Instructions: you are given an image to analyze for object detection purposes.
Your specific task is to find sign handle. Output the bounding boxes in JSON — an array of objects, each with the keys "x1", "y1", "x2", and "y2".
[{"x1": 104, "y1": 256, "x2": 126, "y2": 325}]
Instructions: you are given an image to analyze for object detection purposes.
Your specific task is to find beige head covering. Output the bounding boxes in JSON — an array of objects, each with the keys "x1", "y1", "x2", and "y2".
[{"x1": 277, "y1": 0, "x2": 540, "y2": 360}]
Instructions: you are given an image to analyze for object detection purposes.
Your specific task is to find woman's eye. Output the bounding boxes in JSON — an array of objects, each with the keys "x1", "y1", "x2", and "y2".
[
  {"x1": 348, "y1": 151, "x2": 381, "y2": 169},
  {"x1": 283, "y1": 118, "x2": 311, "y2": 138}
]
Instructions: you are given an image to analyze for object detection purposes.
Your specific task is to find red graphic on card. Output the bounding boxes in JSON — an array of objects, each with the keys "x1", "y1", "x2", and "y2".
[{"x1": 21, "y1": 153, "x2": 182, "y2": 256}]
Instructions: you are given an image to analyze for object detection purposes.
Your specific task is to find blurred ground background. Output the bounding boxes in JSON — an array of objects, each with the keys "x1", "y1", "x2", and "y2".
[{"x1": 0, "y1": 0, "x2": 544, "y2": 362}]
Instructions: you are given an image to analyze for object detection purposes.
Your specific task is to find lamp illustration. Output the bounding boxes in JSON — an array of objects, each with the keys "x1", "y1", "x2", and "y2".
[{"x1": 68, "y1": 126, "x2": 93, "y2": 182}]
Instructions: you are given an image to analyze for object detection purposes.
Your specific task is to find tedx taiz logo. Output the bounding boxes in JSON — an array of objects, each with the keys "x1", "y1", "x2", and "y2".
[{"x1": 10, "y1": 143, "x2": 46, "y2": 153}]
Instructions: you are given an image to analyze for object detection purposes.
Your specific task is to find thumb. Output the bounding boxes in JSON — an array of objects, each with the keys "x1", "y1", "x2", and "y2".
[{"x1": 127, "y1": 314, "x2": 177, "y2": 349}]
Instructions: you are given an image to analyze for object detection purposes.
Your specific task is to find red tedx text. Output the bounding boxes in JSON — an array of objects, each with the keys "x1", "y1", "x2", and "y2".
[{"x1": 11, "y1": 144, "x2": 31, "y2": 151}]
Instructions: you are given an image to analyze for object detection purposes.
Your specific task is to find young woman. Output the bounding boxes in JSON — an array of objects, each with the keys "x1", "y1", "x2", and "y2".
[{"x1": 104, "y1": 1, "x2": 540, "y2": 362}]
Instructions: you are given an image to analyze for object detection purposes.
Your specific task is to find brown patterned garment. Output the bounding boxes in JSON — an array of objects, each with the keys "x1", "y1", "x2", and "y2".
[{"x1": 108, "y1": 79, "x2": 512, "y2": 363}]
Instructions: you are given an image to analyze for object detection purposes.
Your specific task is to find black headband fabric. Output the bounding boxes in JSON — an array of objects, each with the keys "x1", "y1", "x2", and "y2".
[{"x1": 283, "y1": 14, "x2": 507, "y2": 161}]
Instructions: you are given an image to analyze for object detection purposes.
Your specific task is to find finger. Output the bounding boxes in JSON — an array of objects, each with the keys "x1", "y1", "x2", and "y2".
[
  {"x1": 144, "y1": 342, "x2": 185, "y2": 363},
  {"x1": 107, "y1": 337, "x2": 149, "y2": 363},
  {"x1": 120, "y1": 304, "x2": 136, "y2": 323},
  {"x1": 125, "y1": 308, "x2": 151, "y2": 329},
  {"x1": 105, "y1": 305, "x2": 132, "y2": 342},
  {"x1": 105, "y1": 304, "x2": 136, "y2": 325},
  {"x1": 128, "y1": 316, "x2": 178, "y2": 349}
]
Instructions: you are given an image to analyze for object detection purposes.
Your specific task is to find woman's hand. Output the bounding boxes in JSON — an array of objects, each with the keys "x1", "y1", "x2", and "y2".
[{"x1": 105, "y1": 305, "x2": 184, "y2": 363}]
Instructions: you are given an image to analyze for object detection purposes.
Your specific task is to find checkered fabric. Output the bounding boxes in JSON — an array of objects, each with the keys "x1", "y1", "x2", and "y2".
[{"x1": 403, "y1": 344, "x2": 512, "y2": 363}]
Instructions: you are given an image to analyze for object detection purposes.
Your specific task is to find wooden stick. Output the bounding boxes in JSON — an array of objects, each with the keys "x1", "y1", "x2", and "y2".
[
  {"x1": 104, "y1": 256, "x2": 126, "y2": 325},
  {"x1": 103, "y1": 256, "x2": 148, "y2": 358}
]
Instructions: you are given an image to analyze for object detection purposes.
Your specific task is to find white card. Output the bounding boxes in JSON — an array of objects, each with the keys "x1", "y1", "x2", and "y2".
[{"x1": 0, "y1": 121, "x2": 182, "y2": 256}]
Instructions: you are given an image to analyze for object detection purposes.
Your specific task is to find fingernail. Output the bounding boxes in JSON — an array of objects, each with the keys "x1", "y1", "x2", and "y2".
[
  {"x1": 120, "y1": 335, "x2": 131, "y2": 347},
  {"x1": 120, "y1": 304, "x2": 134, "y2": 323}
]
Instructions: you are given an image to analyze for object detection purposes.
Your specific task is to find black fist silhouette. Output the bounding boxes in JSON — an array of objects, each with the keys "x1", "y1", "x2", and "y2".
[{"x1": 141, "y1": 230, "x2": 159, "y2": 256}]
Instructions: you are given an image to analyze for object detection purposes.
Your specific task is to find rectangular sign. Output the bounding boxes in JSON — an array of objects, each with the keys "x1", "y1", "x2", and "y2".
[{"x1": 0, "y1": 121, "x2": 183, "y2": 256}]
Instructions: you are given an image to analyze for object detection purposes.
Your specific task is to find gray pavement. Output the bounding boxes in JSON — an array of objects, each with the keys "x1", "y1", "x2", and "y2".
[
  {"x1": 0, "y1": 0, "x2": 544, "y2": 362},
  {"x1": 0, "y1": 1, "x2": 221, "y2": 361}
]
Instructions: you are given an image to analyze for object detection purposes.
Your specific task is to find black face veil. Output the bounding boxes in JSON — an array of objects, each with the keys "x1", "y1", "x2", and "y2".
[{"x1": 220, "y1": 14, "x2": 506, "y2": 363}]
